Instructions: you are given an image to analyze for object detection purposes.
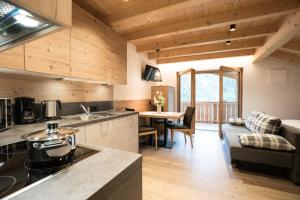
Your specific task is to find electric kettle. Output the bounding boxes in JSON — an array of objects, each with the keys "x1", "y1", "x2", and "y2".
[{"x1": 41, "y1": 100, "x2": 62, "y2": 118}]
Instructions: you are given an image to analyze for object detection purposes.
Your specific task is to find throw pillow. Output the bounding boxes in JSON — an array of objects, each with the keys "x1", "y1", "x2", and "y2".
[
  {"x1": 245, "y1": 111, "x2": 261, "y2": 132},
  {"x1": 252, "y1": 113, "x2": 282, "y2": 135},
  {"x1": 239, "y1": 133, "x2": 296, "y2": 151},
  {"x1": 228, "y1": 118, "x2": 245, "y2": 126}
]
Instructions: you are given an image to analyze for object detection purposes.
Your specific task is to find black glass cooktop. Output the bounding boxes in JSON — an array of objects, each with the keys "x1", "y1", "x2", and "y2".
[{"x1": 0, "y1": 141, "x2": 99, "y2": 199}]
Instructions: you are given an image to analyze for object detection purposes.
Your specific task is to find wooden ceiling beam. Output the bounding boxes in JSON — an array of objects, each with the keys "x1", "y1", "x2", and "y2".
[
  {"x1": 124, "y1": 0, "x2": 300, "y2": 41},
  {"x1": 270, "y1": 49, "x2": 300, "y2": 64},
  {"x1": 148, "y1": 37, "x2": 265, "y2": 59},
  {"x1": 253, "y1": 12, "x2": 300, "y2": 63},
  {"x1": 103, "y1": 0, "x2": 196, "y2": 24},
  {"x1": 157, "y1": 49, "x2": 256, "y2": 64},
  {"x1": 137, "y1": 26, "x2": 276, "y2": 52},
  {"x1": 282, "y1": 38, "x2": 300, "y2": 52}
]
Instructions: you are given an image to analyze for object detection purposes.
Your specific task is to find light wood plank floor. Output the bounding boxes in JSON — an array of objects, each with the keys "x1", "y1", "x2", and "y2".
[{"x1": 140, "y1": 129, "x2": 300, "y2": 200}]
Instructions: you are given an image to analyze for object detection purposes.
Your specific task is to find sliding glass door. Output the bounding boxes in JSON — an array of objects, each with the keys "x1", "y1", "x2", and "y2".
[
  {"x1": 219, "y1": 66, "x2": 243, "y2": 138},
  {"x1": 177, "y1": 67, "x2": 242, "y2": 137}
]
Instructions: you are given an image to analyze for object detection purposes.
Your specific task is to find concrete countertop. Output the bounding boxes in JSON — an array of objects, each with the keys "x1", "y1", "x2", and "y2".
[
  {"x1": 0, "y1": 111, "x2": 138, "y2": 146},
  {"x1": 7, "y1": 145, "x2": 142, "y2": 200},
  {"x1": 0, "y1": 111, "x2": 142, "y2": 200}
]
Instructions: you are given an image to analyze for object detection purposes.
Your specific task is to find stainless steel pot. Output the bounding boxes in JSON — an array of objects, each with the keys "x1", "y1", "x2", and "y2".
[{"x1": 22, "y1": 120, "x2": 77, "y2": 164}]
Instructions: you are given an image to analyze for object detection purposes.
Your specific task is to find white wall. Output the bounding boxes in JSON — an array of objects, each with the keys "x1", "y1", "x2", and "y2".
[
  {"x1": 158, "y1": 56, "x2": 300, "y2": 119},
  {"x1": 113, "y1": 43, "x2": 157, "y2": 101}
]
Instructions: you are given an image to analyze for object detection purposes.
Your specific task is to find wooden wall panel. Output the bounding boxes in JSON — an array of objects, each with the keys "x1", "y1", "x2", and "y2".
[
  {"x1": 106, "y1": 26, "x2": 127, "y2": 84},
  {"x1": 25, "y1": 29, "x2": 71, "y2": 76},
  {"x1": 0, "y1": 74, "x2": 113, "y2": 103},
  {"x1": 0, "y1": 46, "x2": 24, "y2": 70},
  {"x1": 71, "y1": 4, "x2": 106, "y2": 81},
  {"x1": 114, "y1": 100, "x2": 151, "y2": 112}
]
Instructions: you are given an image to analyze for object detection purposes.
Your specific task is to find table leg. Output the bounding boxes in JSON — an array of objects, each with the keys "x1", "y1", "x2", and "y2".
[{"x1": 163, "y1": 119, "x2": 168, "y2": 146}]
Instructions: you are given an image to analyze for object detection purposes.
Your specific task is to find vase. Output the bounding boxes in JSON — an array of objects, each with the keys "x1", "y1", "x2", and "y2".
[{"x1": 157, "y1": 105, "x2": 162, "y2": 113}]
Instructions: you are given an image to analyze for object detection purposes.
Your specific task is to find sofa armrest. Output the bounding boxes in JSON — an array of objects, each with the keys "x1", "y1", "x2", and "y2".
[{"x1": 281, "y1": 124, "x2": 300, "y2": 184}]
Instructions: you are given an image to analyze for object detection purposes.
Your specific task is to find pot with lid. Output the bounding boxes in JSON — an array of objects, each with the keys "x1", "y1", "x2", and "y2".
[{"x1": 22, "y1": 120, "x2": 78, "y2": 165}]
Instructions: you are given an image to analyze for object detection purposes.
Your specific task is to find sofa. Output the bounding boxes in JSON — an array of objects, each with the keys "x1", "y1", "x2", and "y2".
[{"x1": 222, "y1": 112, "x2": 300, "y2": 184}]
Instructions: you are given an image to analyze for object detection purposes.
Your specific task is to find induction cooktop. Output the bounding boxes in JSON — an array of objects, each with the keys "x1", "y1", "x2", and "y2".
[{"x1": 0, "y1": 141, "x2": 99, "y2": 199}]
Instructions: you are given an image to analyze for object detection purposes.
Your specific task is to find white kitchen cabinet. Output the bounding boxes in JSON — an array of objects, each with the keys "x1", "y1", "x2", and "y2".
[
  {"x1": 76, "y1": 126, "x2": 86, "y2": 144},
  {"x1": 84, "y1": 114, "x2": 138, "y2": 153}
]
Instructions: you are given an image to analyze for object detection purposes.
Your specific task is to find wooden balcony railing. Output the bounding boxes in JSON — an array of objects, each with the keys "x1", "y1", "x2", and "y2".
[{"x1": 180, "y1": 101, "x2": 238, "y2": 123}]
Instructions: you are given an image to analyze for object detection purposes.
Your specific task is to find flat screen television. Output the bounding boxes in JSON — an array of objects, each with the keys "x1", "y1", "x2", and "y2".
[{"x1": 143, "y1": 65, "x2": 162, "y2": 82}]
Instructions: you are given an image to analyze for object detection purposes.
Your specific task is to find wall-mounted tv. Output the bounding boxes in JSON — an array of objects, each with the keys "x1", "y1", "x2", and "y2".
[{"x1": 143, "y1": 65, "x2": 162, "y2": 82}]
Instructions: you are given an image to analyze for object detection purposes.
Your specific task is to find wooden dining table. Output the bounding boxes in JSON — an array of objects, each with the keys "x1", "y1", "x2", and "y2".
[{"x1": 139, "y1": 111, "x2": 185, "y2": 148}]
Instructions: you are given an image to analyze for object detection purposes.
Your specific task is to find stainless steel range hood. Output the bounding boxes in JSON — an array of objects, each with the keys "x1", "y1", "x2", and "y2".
[{"x1": 0, "y1": 0, "x2": 60, "y2": 51}]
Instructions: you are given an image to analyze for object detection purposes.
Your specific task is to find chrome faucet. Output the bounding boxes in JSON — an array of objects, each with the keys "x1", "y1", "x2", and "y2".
[{"x1": 80, "y1": 104, "x2": 91, "y2": 115}]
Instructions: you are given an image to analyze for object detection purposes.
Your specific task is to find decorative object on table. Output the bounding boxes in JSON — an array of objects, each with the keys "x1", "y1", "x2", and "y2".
[
  {"x1": 166, "y1": 106, "x2": 196, "y2": 148},
  {"x1": 153, "y1": 91, "x2": 165, "y2": 113}
]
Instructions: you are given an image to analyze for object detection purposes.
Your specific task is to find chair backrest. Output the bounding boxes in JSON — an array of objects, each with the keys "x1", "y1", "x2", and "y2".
[
  {"x1": 125, "y1": 107, "x2": 135, "y2": 111},
  {"x1": 183, "y1": 106, "x2": 195, "y2": 128}
]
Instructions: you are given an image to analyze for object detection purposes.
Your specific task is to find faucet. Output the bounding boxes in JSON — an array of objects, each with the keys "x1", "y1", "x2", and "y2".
[{"x1": 80, "y1": 104, "x2": 91, "y2": 115}]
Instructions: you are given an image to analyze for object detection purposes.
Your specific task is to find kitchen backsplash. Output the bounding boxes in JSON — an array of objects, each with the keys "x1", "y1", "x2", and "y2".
[{"x1": 0, "y1": 73, "x2": 113, "y2": 102}]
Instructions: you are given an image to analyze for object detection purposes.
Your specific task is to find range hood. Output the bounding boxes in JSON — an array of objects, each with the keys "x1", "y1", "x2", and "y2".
[{"x1": 0, "y1": 0, "x2": 60, "y2": 51}]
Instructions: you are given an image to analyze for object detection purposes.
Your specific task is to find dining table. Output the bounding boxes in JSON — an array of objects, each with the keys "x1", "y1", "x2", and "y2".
[{"x1": 139, "y1": 111, "x2": 185, "y2": 148}]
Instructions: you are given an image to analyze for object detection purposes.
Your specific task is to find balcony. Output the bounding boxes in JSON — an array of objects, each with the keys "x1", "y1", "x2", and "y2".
[{"x1": 181, "y1": 101, "x2": 238, "y2": 123}]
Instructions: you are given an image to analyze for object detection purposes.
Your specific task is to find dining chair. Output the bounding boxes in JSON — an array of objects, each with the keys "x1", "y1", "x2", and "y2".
[
  {"x1": 125, "y1": 108, "x2": 158, "y2": 150},
  {"x1": 166, "y1": 106, "x2": 196, "y2": 148}
]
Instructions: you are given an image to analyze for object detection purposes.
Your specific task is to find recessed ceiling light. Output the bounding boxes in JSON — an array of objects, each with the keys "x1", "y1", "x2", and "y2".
[
  {"x1": 229, "y1": 24, "x2": 236, "y2": 32},
  {"x1": 226, "y1": 41, "x2": 232, "y2": 45}
]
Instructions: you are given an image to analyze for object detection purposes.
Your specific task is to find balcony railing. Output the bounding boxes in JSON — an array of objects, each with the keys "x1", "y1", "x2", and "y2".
[{"x1": 181, "y1": 101, "x2": 238, "y2": 123}]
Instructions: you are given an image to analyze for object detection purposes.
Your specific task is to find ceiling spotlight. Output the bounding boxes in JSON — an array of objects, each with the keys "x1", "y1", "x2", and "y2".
[
  {"x1": 229, "y1": 24, "x2": 236, "y2": 32},
  {"x1": 226, "y1": 41, "x2": 232, "y2": 45}
]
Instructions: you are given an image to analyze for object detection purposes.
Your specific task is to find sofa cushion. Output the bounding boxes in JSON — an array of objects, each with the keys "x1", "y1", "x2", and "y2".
[
  {"x1": 245, "y1": 111, "x2": 261, "y2": 132},
  {"x1": 228, "y1": 118, "x2": 245, "y2": 126},
  {"x1": 239, "y1": 133, "x2": 296, "y2": 151},
  {"x1": 252, "y1": 113, "x2": 282, "y2": 135}
]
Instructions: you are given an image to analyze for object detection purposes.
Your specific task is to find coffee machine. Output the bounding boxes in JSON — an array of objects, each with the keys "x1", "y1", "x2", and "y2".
[{"x1": 15, "y1": 97, "x2": 38, "y2": 124}]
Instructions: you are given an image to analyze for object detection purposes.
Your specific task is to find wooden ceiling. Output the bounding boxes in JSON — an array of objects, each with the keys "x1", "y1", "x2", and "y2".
[{"x1": 74, "y1": 0, "x2": 300, "y2": 64}]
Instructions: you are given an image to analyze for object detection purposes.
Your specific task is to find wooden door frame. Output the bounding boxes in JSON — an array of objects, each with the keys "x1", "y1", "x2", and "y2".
[
  {"x1": 219, "y1": 66, "x2": 243, "y2": 139},
  {"x1": 177, "y1": 67, "x2": 243, "y2": 138},
  {"x1": 176, "y1": 68, "x2": 196, "y2": 133}
]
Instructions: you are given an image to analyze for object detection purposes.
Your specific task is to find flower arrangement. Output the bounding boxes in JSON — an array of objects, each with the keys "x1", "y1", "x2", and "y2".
[{"x1": 153, "y1": 91, "x2": 165, "y2": 112}]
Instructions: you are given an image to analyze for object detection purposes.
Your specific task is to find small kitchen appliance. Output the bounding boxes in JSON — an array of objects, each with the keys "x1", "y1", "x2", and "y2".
[
  {"x1": 0, "y1": 98, "x2": 13, "y2": 131},
  {"x1": 41, "y1": 100, "x2": 62, "y2": 119},
  {"x1": 15, "y1": 97, "x2": 38, "y2": 124}
]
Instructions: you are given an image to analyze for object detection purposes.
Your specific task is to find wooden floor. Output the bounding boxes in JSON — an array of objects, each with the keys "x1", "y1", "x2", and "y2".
[{"x1": 140, "y1": 127, "x2": 300, "y2": 200}]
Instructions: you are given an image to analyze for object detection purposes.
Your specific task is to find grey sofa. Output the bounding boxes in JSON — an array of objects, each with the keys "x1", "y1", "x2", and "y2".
[{"x1": 222, "y1": 121, "x2": 300, "y2": 184}]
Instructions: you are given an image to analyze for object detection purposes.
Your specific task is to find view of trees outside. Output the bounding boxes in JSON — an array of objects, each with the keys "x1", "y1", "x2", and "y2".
[
  {"x1": 180, "y1": 73, "x2": 191, "y2": 104},
  {"x1": 180, "y1": 73, "x2": 238, "y2": 102}
]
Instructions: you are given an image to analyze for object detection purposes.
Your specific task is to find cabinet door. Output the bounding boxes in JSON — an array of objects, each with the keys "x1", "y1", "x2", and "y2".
[
  {"x1": 25, "y1": 28, "x2": 71, "y2": 76},
  {"x1": 76, "y1": 127, "x2": 86, "y2": 144},
  {"x1": 112, "y1": 115, "x2": 138, "y2": 153},
  {"x1": 0, "y1": 46, "x2": 24, "y2": 70},
  {"x1": 105, "y1": 27, "x2": 127, "y2": 85},
  {"x1": 85, "y1": 123, "x2": 101, "y2": 146},
  {"x1": 11, "y1": 0, "x2": 72, "y2": 26},
  {"x1": 70, "y1": 4, "x2": 106, "y2": 81}
]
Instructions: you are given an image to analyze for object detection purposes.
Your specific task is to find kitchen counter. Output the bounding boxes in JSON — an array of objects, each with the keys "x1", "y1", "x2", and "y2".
[
  {"x1": 0, "y1": 111, "x2": 138, "y2": 146},
  {"x1": 0, "y1": 111, "x2": 142, "y2": 200}
]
